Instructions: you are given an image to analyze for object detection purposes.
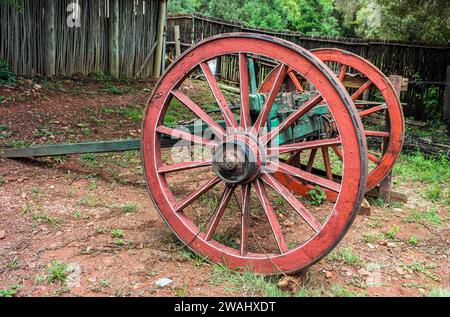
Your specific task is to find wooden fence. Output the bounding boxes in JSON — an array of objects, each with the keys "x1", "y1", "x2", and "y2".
[
  {"x1": 167, "y1": 14, "x2": 450, "y2": 121},
  {"x1": 0, "y1": 0, "x2": 164, "y2": 78}
]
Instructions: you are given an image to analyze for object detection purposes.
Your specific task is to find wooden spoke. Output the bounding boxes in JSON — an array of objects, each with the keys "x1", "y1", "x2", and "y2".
[
  {"x1": 200, "y1": 62, "x2": 239, "y2": 129},
  {"x1": 171, "y1": 89, "x2": 225, "y2": 138},
  {"x1": 351, "y1": 80, "x2": 372, "y2": 101},
  {"x1": 306, "y1": 148, "x2": 318, "y2": 173},
  {"x1": 365, "y1": 130, "x2": 390, "y2": 138},
  {"x1": 240, "y1": 183, "x2": 251, "y2": 256},
  {"x1": 239, "y1": 53, "x2": 251, "y2": 129},
  {"x1": 268, "y1": 138, "x2": 341, "y2": 157},
  {"x1": 262, "y1": 174, "x2": 321, "y2": 232},
  {"x1": 267, "y1": 160, "x2": 341, "y2": 192},
  {"x1": 286, "y1": 151, "x2": 302, "y2": 167},
  {"x1": 338, "y1": 65, "x2": 347, "y2": 81},
  {"x1": 331, "y1": 146, "x2": 343, "y2": 162},
  {"x1": 287, "y1": 69, "x2": 303, "y2": 92},
  {"x1": 156, "y1": 126, "x2": 217, "y2": 149},
  {"x1": 253, "y1": 179, "x2": 288, "y2": 253},
  {"x1": 368, "y1": 152, "x2": 381, "y2": 165},
  {"x1": 321, "y1": 147, "x2": 333, "y2": 181},
  {"x1": 252, "y1": 64, "x2": 289, "y2": 135},
  {"x1": 359, "y1": 104, "x2": 387, "y2": 117},
  {"x1": 263, "y1": 94, "x2": 323, "y2": 145},
  {"x1": 205, "y1": 184, "x2": 236, "y2": 241},
  {"x1": 174, "y1": 176, "x2": 221, "y2": 212},
  {"x1": 158, "y1": 160, "x2": 213, "y2": 174}
]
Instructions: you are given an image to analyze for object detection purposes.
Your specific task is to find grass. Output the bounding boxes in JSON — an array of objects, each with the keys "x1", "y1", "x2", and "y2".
[
  {"x1": 79, "y1": 153, "x2": 100, "y2": 168},
  {"x1": 212, "y1": 232, "x2": 239, "y2": 249},
  {"x1": 111, "y1": 229, "x2": 124, "y2": 238},
  {"x1": 361, "y1": 233, "x2": 382, "y2": 243},
  {"x1": 7, "y1": 257, "x2": 19, "y2": 270},
  {"x1": 384, "y1": 224, "x2": 400, "y2": 240},
  {"x1": 117, "y1": 202, "x2": 139, "y2": 213},
  {"x1": 393, "y1": 153, "x2": 450, "y2": 204},
  {"x1": 78, "y1": 195, "x2": 104, "y2": 208},
  {"x1": 47, "y1": 260, "x2": 68, "y2": 284},
  {"x1": 210, "y1": 264, "x2": 287, "y2": 296},
  {"x1": 104, "y1": 85, "x2": 132, "y2": 95},
  {"x1": 0, "y1": 285, "x2": 21, "y2": 297},
  {"x1": 113, "y1": 239, "x2": 126, "y2": 246},
  {"x1": 32, "y1": 213, "x2": 60, "y2": 226},
  {"x1": 407, "y1": 236, "x2": 419, "y2": 245},
  {"x1": 406, "y1": 208, "x2": 442, "y2": 227},
  {"x1": 180, "y1": 248, "x2": 209, "y2": 268},
  {"x1": 428, "y1": 287, "x2": 450, "y2": 297},
  {"x1": 329, "y1": 284, "x2": 366, "y2": 297},
  {"x1": 331, "y1": 248, "x2": 362, "y2": 267},
  {"x1": 210, "y1": 264, "x2": 324, "y2": 297},
  {"x1": 403, "y1": 261, "x2": 440, "y2": 282}
]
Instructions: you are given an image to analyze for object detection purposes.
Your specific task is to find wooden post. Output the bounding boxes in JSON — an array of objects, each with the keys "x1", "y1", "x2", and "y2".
[
  {"x1": 379, "y1": 75, "x2": 403, "y2": 203},
  {"x1": 153, "y1": 0, "x2": 167, "y2": 78},
  {"x1": 443, "y1": 66, "x2": 450, "y2": 133},
  {"x1": 174, "y1": 25, "x2": 181, "y2": 58},
  {"x1": 109, "y1": 0, "x2": 120, "y2": 79},
  {"x1": 43, "y1": 0, "x2": 55, "y2": 76}
]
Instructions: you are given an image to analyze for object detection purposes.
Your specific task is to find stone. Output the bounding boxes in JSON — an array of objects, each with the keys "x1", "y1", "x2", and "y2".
[
  {"x1": 395, "y1": 267, "x2": 406, "y2": 275},
  {"x1": 66, "y1": 263, "x2": 81, "y2": 288},
  {"x1": 387, "y1": 242, "x2": 396, "y2": 248},
  {"x1": 155, "y1": 277, "x2": 173, "y2": 288},
  {"x1": 358, "y1": 268, "x2": 370, "y2": 276},
  {"x1": 358, "y1": 198, "x2": 371, "y2": 215},
  {"x1": 0, "y1": 230, "x2": 6, "y2": 239},
  {"x1": 378, "y1": 240, "x2": 388, "y2": 246},
  {"x1": 325, "y1": 271, "x2": 333, "y2": 279},
  {"x1": 367, "y1": 243, "x2": 375, "y2": 249},
  {"x1": 278, "y1": 273, "x2": 307, "y2": 292}
]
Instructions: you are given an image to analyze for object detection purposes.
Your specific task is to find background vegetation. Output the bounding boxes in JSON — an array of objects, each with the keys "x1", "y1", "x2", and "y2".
[{"x1": 168, "y1": 0, "x2": 450, "y2": 44}]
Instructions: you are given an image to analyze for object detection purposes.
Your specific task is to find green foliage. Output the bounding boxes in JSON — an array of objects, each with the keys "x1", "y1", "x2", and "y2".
[
  {"x1": 47, "y1": 260, "x2": 68, "y2": 284},
  {"x1": 0, "y1": 0, "x2": 23, "y2": 12},
  {"x1": 393, "y1": 153, "x2": 450, "y2": 194},
  {"x1": 0, "y1": 58, "x2": 15, "y2": 85},
  {"x1": 385, "y1": 224, "x2": 400, "y2": 240},
  {"x1": 111, "y1": 229, "x2": 124, "y2": 238},
  {"x1": 307, "y1": 186, "x2": 327, "y2": 205},
  {"x1": 407, "y1": 208, "x2": 442, "y2": 227},
  {"x1": 331, "y1": 247, "x2": 361, "y2": 266},
  {"x1": 169, "y1": 0, "x2": 341, "y2": 36},
  {"x1": 428, "y1": 288, "x2": 450, "y2": 297},
  {"x1": 0, "y1": 285, "x2": 21, "y2": 297},
  {"x1": 105, "y1": 85, "x2": 132, "y2": 95},
  {"x1": 170, "y1": 0, "x2": 448, "y2": 44},
  {"x1": 407, "y1": 236, "x2": 418, "y2": 245}
]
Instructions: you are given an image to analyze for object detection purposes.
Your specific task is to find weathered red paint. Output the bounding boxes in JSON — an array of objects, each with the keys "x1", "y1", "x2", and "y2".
[
  {"x1": 262, "y1": 48, "x2": 404, "y2": 192},
  {"x1": 141, "y1": 33, "x2": 367, "y2": 274}
]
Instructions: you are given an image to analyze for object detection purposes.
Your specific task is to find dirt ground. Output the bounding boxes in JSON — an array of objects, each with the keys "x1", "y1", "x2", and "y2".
[{"x1": 0, "y1": 78, "x2": 448, "y2": 297}]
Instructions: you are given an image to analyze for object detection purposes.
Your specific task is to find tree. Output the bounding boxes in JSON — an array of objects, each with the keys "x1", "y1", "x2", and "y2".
[
  {"x1": 376, "y1": 0, "x2": 449, "y2": 44},
  {"x1": 0, "y1": 0, "x2": 23, "y2": 12},
  {"x1": 283, "y1": 0, "x2": 341, "y2": 36}
]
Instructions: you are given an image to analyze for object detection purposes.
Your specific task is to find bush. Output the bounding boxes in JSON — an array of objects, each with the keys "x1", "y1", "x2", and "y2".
[{"x1": 0, "y1": 58, "x2": 15, "y2": 85}]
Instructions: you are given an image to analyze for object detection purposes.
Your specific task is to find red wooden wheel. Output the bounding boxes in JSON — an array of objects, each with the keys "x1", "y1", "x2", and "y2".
[
  {"x1": 261, "y1": 48, "x2": 404, "y2": 192},
  {"x1": 142, "y1": 34, "x2": 367, "y2": 274}
]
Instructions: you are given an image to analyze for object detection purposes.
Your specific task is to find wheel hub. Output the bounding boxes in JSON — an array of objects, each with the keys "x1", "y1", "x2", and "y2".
[{"x1": 212, "y1": 135, "x2": 261, "y2": 184}]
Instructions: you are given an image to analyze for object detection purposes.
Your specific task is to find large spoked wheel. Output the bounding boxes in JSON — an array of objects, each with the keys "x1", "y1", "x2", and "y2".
[
  {"x1": 262, "y1": 48, "x2": 404, "y2": 191},
  {"x1": 142, "y1": 34, "x2": 367, "y2": 275}
]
